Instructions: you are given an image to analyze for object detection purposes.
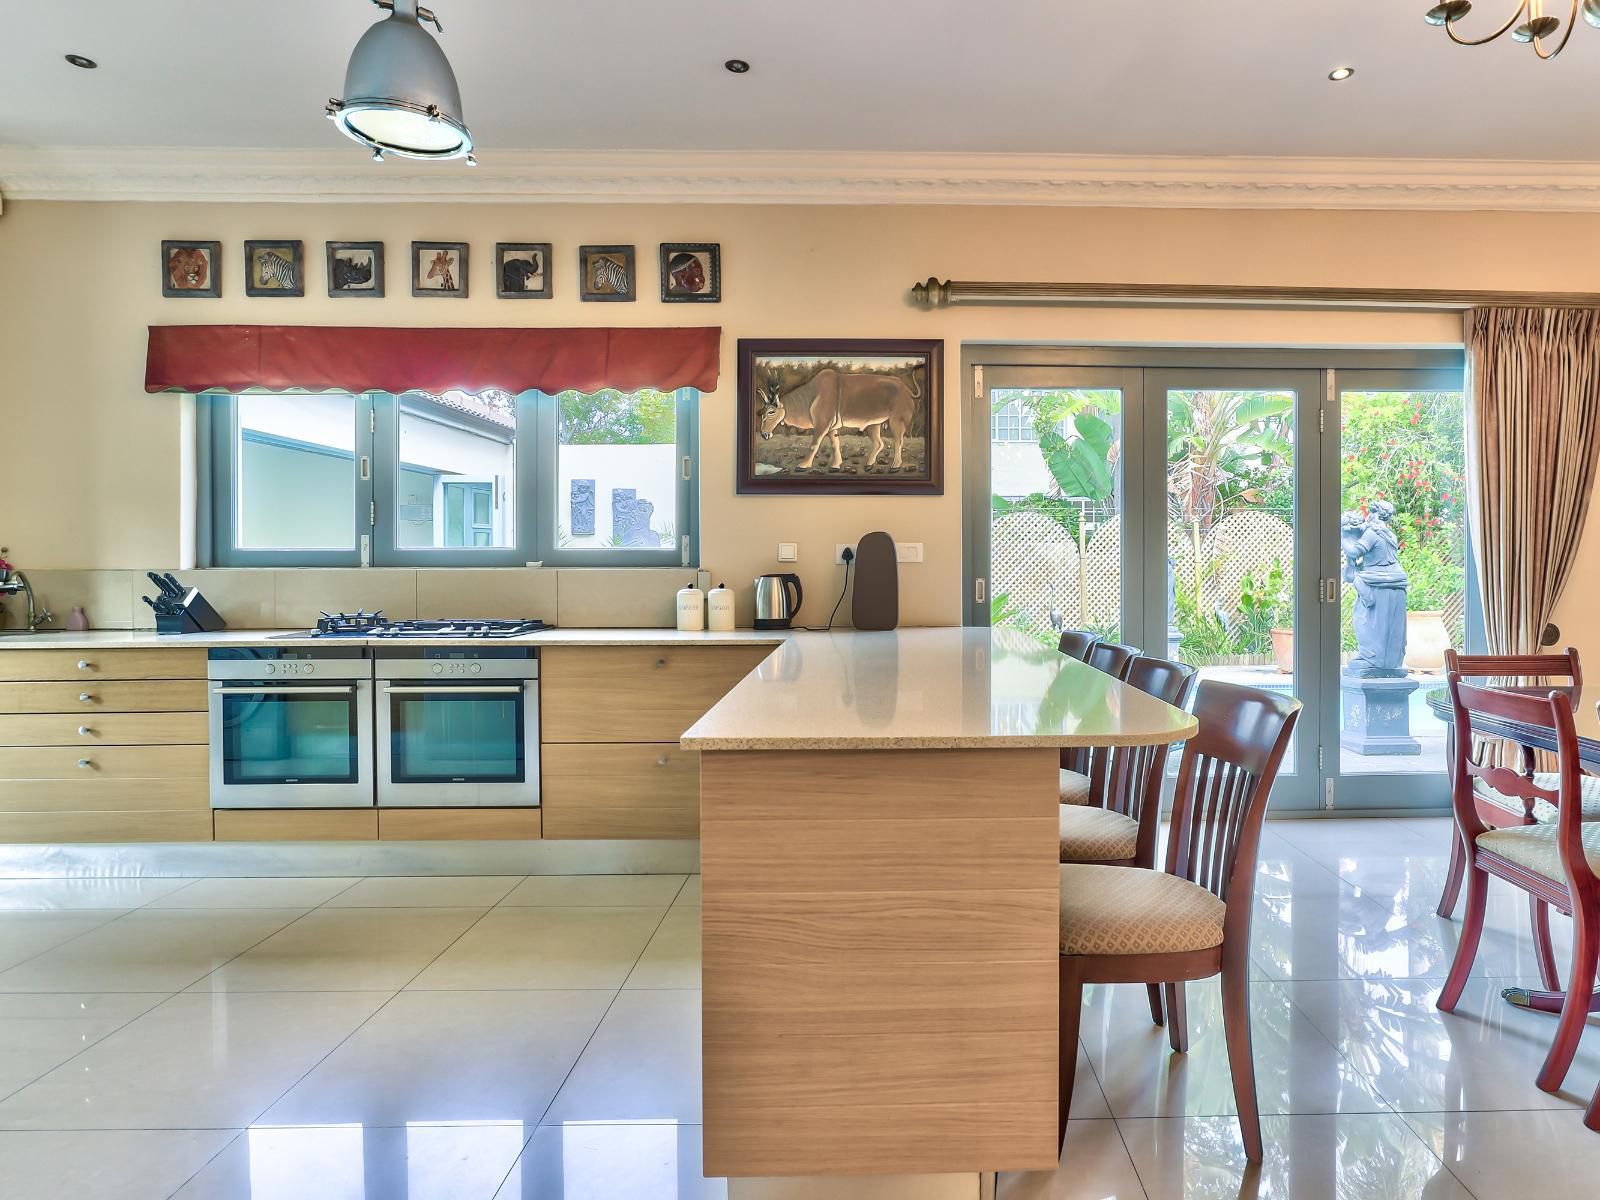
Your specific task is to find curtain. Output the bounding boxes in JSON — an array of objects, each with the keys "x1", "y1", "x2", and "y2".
[
  {"x1": 145, "y1": 325, "x2": 721, "y2": 395},
  {"x1": 1465, "y1": 307, "x2": 1600, "y2": 655}
]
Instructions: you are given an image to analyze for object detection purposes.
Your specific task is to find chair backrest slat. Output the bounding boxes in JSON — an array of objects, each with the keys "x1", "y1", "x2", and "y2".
[
  {"x1": 1086, "y1": 641, "x2": 1139, "y2": 680},
  {"x1": 1166, "y1": 680, "x2": 1300, "y2": 920},
  {"x1": 1100, "y1": 656, "x2": 1198, "y2": 827},
  {"x1": 1445, "y1": 648, "x2": 1581, "y2": 688},
  {"x1": 1056, "y1": 629, "x2": 1099, "y2": 663}
]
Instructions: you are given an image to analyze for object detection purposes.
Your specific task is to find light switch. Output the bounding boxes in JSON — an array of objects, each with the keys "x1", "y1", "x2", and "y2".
[
  {"x1": 777, "y1": 543, "x2": 798, "y2": 562},
  {"x1": 896, "y1": 542, "x2": 924, "y2": 563}
]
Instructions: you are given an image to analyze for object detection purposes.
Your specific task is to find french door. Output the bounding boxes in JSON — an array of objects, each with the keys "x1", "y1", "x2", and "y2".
[{"x1": 968, "y1": 353, "x2": 1468, "y2": 814}]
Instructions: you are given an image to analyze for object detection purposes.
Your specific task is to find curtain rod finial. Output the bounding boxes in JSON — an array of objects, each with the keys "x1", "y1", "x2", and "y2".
[{"x1": 911, "y1": 277, "x2": 951, "y2": 308}]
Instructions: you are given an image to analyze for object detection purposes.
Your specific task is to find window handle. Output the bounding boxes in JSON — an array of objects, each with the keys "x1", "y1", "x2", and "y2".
[{"x1": 359, "y1": 455, "x2": 371, "y2": 481}]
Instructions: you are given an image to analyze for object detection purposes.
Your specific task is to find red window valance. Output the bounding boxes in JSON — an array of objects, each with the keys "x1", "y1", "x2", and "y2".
[{"x1": 144, "y1": 324, "x2": 721, "y2": 395}]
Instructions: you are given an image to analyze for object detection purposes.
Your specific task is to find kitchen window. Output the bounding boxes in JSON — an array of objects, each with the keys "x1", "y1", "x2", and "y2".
[{"x1": 201, "y1": 388, "x2": 698, "y2": 568}]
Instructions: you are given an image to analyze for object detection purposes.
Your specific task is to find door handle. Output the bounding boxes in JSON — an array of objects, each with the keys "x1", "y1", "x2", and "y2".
[
  {"x1": 381, "y1": 685, "x2": 525, "y2": 695},
  {"x1": 211, "y1": 685, "x2": 357, "y2": 695}
]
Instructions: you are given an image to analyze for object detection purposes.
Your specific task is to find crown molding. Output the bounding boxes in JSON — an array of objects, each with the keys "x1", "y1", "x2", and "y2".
[{"x1": 4, "y1": 145, "x2": 1600, "y2": 212}]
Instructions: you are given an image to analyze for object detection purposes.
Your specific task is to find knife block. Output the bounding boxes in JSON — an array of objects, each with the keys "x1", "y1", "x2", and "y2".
[{"x1": 155, "y1": 589, "x2": 226, "y2": 635}]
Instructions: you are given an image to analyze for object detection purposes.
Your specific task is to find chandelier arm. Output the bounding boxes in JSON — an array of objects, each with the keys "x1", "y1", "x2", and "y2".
[
  {"x1": 1534, "y1": 0, "x2": 1582, "y2": 55},
  {"x1": 1445, "y1": 2, "x2": 1530, "y2": 45}
]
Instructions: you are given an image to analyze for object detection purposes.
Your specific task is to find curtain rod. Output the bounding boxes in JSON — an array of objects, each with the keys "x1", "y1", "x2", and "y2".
[{"x1": 909, "y1": 277, "x2": 1600, "y2": 312}]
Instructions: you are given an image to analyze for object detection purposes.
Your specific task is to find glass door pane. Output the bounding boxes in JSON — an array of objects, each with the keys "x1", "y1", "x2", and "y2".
[
  {"x1": 974, "y1": 368, "x2": 1142, "y2": 646},
  {"x1": 1150, "y1": 370, "x2": 1320, "y2": 809},
  {"x1": 1327, "y1": 373, "x2": 1466, "y2": 806}
]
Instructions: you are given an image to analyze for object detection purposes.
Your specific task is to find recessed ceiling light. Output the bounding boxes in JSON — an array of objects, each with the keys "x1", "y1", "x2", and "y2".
[
  {"x1": 724, "y1": 59, "x2": 750, "y2": 74},
  {"x1": 1328, "y1": 65, "x2": 1355, "y2": 81},
  {"x1": 64, "y1": 53, "x2": 98, "y2": 69}
]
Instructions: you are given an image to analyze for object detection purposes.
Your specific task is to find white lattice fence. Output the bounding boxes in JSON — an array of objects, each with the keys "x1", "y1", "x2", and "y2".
[
  {"x1": 1198, "y1": 511, "x2": 1295, "y2": 614},
  {"x1": 1081, "y1": 516, "x2": 1121, "y2": 629},
  {"x1": 990, "y1": 512, "x2": 1079, "y2": 634}
]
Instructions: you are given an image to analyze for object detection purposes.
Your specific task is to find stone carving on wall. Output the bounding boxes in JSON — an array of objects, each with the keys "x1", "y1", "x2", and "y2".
[{"x1": 570, "y1": 479, "x2": 596, "y2": 537}]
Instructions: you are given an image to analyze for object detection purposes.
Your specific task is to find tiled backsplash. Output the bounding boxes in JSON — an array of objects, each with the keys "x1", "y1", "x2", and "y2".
[{"x1": 0, "y1": 568, "x2": 688, "y2": 631}]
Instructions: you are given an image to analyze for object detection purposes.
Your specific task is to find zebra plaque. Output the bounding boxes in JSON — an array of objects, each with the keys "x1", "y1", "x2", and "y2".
[
  {"x1": 578, "y1": 245, "x2": 636, "y2": 303},
  {"x1": 243, "y1": 240, "x2": 304, "y2": 298}
]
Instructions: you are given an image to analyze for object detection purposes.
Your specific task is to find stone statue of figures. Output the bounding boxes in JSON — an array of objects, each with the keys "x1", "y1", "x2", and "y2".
[{"x1": 1342, "y1": 501, "x2": 1409, "y2": 676}]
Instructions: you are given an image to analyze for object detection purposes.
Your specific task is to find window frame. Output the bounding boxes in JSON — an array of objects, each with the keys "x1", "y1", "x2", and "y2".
[{"x1": 200, "y1": 388, "x2": 698, "y2": 569}]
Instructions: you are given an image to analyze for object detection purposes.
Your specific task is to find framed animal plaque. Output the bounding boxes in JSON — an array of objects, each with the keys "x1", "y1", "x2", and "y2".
[
  {"x1": 660, "y1": 243, "x2": 719, "y2": 303},
  {"x1": 736, "y1": 339, "x2": 944, "y2": 495},
  {"x1": 326, "y1": 242, "x2": 384, "y2": 298},
  {"x1": 578, "y1": 245, "x2": 635, "y2": 302},
  {"x1": 243, "y1": 240, "x2": 304, "y2": 298},
  {"x1": 412, "y1": 241, "x2": 468, "y2": 298},
  {"x1": 496, "y1": 242, "x2": 552, "y2": 299},
  {"x1": 161, "y1": 240, "x2": 221, "y2": 298}
]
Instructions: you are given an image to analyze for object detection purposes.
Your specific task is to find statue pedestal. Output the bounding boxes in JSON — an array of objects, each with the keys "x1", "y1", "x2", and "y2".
[{"x1": 1339, "y1": 672, "x2": 1421, "y2": 757}]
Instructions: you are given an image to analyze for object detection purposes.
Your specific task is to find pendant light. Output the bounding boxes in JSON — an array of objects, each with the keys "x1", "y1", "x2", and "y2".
[{"x1": 326, "y1": 0, "x2": 475, "y2": 163}]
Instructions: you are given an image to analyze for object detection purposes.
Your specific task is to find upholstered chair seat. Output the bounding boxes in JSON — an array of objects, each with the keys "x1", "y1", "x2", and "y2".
[
  {"x1": 1059, "y1": 769, "x2": 1092, "y2": 805},
  {"x1": 1059, "y1": 864, "x2": 1226, "y2": 956},
  {"x1": 1477, "y1": 821, "x2": 1600, "y2": 881},
  {"x1": 1058, "y1": 806, "x2": 1139, "y2": 863}
]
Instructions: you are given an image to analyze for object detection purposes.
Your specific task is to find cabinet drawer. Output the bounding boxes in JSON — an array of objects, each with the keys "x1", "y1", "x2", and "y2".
[
  {"x1": 0, "y1": 712, "x2": 208, "y2": 747},
  {"x1": 214, "y1": 809, "x2": 377, "y2": 842},
  {"x1": 0, "y1": 744, "x2": 207, "y2": 781},
  {"x1": 541, "y1": 742, "x2": 699, "y2": 839},
  {"x1": 0, "y1": 776, "x2": 209, "y2": 812},
  {"x1": 0, "y1": 649, "x2": 206, "y2": 682},
  {"x1": 0, "y1": 809, "x2": 214, "y2": 843},
  {"x1": 379, "y1": 807, "x2": 542, "y2": 841},
  {"x1": 540, "y1": 646, "x2": 772, "y2": 743},
  {"x1": 0, "y1": 679, "x2": 208, "y2": 714}
]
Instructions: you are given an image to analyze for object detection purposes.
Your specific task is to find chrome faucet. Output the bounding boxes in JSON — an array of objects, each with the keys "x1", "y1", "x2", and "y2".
[{"x1": 0, "y1": 571, "x2": 52, "y2": 632}]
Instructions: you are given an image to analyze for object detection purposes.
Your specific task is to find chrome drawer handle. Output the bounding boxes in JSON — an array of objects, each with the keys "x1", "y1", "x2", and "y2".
[
  {"x1": 655, "y1": 657, "x2": 667, "y2": 668},
  {"x1": 78, "y1": 726, "x2": 94, "y2": 737},
  {"x1": 78, "y1": 692, "x2": 94, "y2": 704},
  {"x1": 656, "y1": 754, "x2": 670, "y2": 766},
  {"x1": 77, "y1": 660, "x2": 93, "y2": 671},
  {"x1": 382, "y1": 685, "x2": 524, "y2": 695},
  {"x1": 211, "y1": 685, "x2": 357, "y2": 695},
  {"x1": 77, "y1": 758, "x2": 93, "y2": 769}
]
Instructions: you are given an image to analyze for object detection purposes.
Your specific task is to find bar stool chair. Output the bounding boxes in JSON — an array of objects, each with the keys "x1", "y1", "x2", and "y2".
[
  {"x1": 1085, "y1": 641, "x2": 1138, "y2": 680},
  {"x1": 1056, "y1": 629, "x2": 1099, "y2": 662},
  {"x1": 1057, "y1": 630, "x2": 1103, "y2": 806},
  {"x1": 1436, "y1": 675, "x2": 1600, "y2": 1131},
  {"x1": 1061, "y1": 639, "x2": 1139, "y2": 806},
  {"x1": 1057, "y1": 679, "x2": 1301, "y2": 1161}
]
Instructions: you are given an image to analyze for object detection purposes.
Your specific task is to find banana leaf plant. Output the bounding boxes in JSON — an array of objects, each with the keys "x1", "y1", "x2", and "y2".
[{"x1": 1166, "y1": 390, "x2": 1292, "y2": 533}]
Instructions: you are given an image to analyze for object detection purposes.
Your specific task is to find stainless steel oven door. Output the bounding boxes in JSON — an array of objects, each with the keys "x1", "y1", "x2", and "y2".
[
  {"x1": 377, "y1": 673, "x2": 540, "y2": 807},
  {"x1": 209, "y1": 679, "x2": 375, "y2": 808}
]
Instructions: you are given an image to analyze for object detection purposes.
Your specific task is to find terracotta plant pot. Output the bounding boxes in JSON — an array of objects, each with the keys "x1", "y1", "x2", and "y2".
[
  {"x1": 1270, "y1": 627, "x2": 1294, "y2": 675},
  {"x1": 1404, "y1": 609, "x2": 1451, "y2": 672}
]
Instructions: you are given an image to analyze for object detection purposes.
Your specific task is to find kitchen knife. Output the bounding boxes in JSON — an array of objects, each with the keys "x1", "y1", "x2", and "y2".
[
  {"x1": 162, "y1": 573, "x2": 185, "y2": 596},
  {"x1": 148, "y1": 572, "x2": 178, "y2": 597}
]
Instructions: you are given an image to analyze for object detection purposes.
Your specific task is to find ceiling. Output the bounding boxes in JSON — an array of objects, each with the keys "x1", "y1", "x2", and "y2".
[{"x1": 3, "y1": 0, "x2": 1600, "y2": 162}]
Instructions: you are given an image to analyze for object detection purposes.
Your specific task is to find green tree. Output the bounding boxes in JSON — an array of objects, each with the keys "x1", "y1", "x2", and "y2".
[
  {"x1": 558, "y1": 389, "x2": 676, "y2": 445},
  {"x1": 1167, "y1": 390, "x2": 1294, "y2": 532}
]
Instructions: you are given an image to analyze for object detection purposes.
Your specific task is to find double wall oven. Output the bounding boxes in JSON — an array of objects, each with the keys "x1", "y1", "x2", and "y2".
[{"x1": 208, "y1": 640, "x2": 540, "y2": 810}]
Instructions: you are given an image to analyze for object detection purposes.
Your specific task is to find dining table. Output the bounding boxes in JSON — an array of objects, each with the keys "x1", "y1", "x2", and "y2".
[{"x1": 1425, "y1": 683, "x2": 1600, "y2": 1014}]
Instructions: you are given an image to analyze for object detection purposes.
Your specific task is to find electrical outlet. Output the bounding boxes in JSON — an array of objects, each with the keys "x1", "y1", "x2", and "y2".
[
  {"x1": 835, "y1": 544, "x2": 856, "y2": 565},
  {"x1": 895, "y1": 542, "x2": 924, "y2": 564},
  {"x1": 776, "y1": 543, "x2": 798, "y2": 563}
]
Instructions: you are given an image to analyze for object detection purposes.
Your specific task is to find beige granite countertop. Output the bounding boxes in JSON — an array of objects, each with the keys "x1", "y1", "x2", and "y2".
[
  {"x1": 0, "y1": 628, "x2": 788, "y2": 650},
  {"x1": 680, "y1": 627, "x2": 1199, "y2": 751}
]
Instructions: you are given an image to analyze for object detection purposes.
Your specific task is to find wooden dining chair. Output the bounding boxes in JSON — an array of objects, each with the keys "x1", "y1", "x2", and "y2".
[
  {"x1": 1436, "y1": 675, "x2": 1600, "y2": 1130},
  {"x1": 1057, "y1": 630, "x2": 1104, "y2": 803},
  {"x1": 1435, "y1": 648, "x2": 1592, "y2": 931},
  {"x1": 1057, "y1": 679, "x2": 1301, "y2": 1161},
  {"x1": 1086, "y1": 640, "x2": 1139, "y2": 680}
]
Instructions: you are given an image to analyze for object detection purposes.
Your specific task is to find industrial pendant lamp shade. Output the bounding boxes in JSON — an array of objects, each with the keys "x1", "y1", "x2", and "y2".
[{"x1": 326, "y1": 0, "x2": 474, "y2": 162}]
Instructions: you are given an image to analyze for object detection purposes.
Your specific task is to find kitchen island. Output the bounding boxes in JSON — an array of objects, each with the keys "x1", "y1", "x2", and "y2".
[{"x1": 682, "y1": 627, "x2": 1197, "y2": 1189}]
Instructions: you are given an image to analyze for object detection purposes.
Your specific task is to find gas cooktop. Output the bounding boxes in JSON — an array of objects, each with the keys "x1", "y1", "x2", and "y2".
[{"x1": 299, "y1": 611, "x2": 550, "y2": 639}]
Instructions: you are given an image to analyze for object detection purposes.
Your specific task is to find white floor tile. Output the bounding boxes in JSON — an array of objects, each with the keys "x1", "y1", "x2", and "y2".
[
  {"x1": 325, "y1": 875, "x2": 523, "y2": 908},
  {"x1": 997, "y1": 1119, "x2": 1145, "y2": 1200},
  {"x1": 500, "y1": 874, "x2": 686, "y2": 908},
  {"x1": 195, "y1": 907, "x2": 486, "y2": 992},
  {"x1": 0, "y1": 909, "x2": 305, "y2": 993},
  {"x1": 146, "y1": 877, "x2": 361, "y2": 909},
  {"x1": 625, "y1": 904, "x2": 700, "y2": 989},
  {"x1": 0, "y1": 991, "x2": 170, "y2": 1097},
  {"x1": 503, "y1": 1122, "x2": 724, "y2": 1200},
  {"x1": 0, "y1": 990, "x2": 390, "y2": 1129},
  {"x1": 173, "y1": 1123, "x2": 528, "y2": 1200},
  {"x1": 409, "y1": 906, "x2": 663, "y2": 991},
  {"x1": 0, "y1": 1129, "x2": 238, "y2": 1199},
  {"x1": 262, "y1": 989, "x2": 610, "y2": 1126},
  {"x1": 0, "y1": 877, "x2": 190, "y2": 912},
  {"x1": 676, "y1": 875, "x2": 702, "y2": 906},
  {"x1": 1119, "y1": 1113, "x2": 1471, "y2": 1199},
  {"x1": 0, "y1": 911, "x2": 120, "y2": 971},
  {"x1": 543, "y1": 989, "x2": 701, "y2": 1123},
  {"x1": 1402, "y1": 1109, "x2": 1600, "y2": 1199}
]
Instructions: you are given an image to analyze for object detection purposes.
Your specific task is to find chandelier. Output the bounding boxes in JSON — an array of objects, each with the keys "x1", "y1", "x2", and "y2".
[{"x1": 1425, "y1": 1, "x2": 1600, "y2": 58}]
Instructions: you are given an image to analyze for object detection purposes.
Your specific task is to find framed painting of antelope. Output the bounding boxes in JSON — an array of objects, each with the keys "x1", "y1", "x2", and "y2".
[
  {"x1": 736, "y1": 338, "x2": 945, "y2": 495},
  {"x1": 578, "y1": 245, "x2": 635, "y2": 302},
  {"x1": 412, "y1": 241, "x2": 468, "y2": 298},
  {"x1": 243, "y1": 240, "x2": 304, "y2": 297}
]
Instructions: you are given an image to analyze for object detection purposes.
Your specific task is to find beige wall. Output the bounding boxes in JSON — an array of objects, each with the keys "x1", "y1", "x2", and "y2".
[{"x1": 1, "y1": 198, "x2": 1596, "y2": 642}]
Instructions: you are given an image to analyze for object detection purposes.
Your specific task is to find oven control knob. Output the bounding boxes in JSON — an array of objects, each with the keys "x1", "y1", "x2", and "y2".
[
  {"x1": 470, "y1": 663, "x2": 482, "y2": 674},
  {"x1": 266, "y1": 663, "x2": 276, "y2": 674},
  {"x1": 303, "y1": 664, "x2": 314, "y2": 675},
  {"x1": 432, "y1": 663, "x2": 444, "y2": 675}
]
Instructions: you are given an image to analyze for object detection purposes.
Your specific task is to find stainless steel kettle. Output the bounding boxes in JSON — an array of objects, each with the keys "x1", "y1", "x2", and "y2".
[{"x1": 753, "y1": 573, "x2": 803, "y2": 630}]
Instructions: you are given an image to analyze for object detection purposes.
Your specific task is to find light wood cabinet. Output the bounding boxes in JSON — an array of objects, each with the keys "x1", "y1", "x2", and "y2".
[
  {"x1": 214, "y1": 808, "x2": 378, "y2": 842},
  {"x1": 379, "y1": 807, "x2": 541, "y2": 840},
  {"x1": 541, "y1": 742, "x2": 698, "y2": 839},
  {"x1": 0, "y1": 744, "x2": 207, "y2": 781},
  {"x1": 0, "y1": 712, "x2": 207, "y2": 747},
  {"x1": 0, "y1": 679, "x2": 208, "y2": 714},
  {"x1": 0, "y1": 809, "x2": 214, "y2": 843},
  {"x1": 0, "y1": 649, "x2": 207, "y2": 682},
  {"x1": 540, "y1": 645, "x2": 771, "y2": 743}
]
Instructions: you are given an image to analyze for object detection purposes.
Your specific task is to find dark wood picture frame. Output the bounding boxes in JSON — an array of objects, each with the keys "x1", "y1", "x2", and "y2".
[
  {"x1": 736, "y1": 338, "x2": 945, "y2": 496},
  {"x1": 161, "y1": 240, "x2": 222, "y2": 298},
  {"x1": 660, "y1": 242, "x2": 720, "y2": 303},
  {"x1": 243, "y1": 240, "x2": 304, "y2": 298},
  {"x1": 325, "y1": 241, "x2": 385, "y2": 298},
  {"x1": 496, "y1": 242, "x2": 553, "y2": 299},
  {"x1": 578, "y1": 245, "x2": 635, "y2": 302},
  {"x1": 412, "y1": 241, "x2": 469, "y2": 298}
]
